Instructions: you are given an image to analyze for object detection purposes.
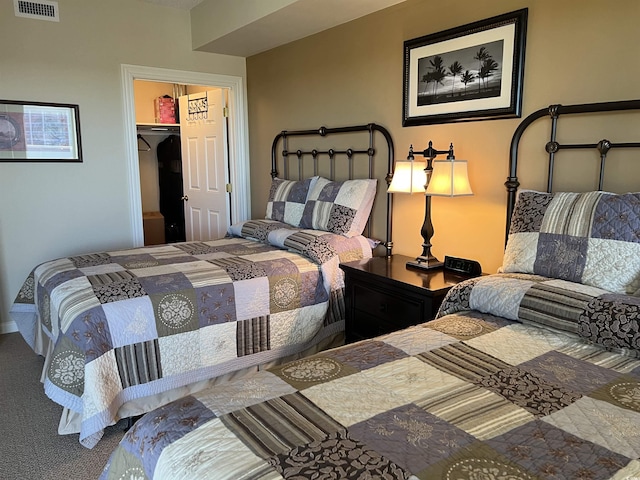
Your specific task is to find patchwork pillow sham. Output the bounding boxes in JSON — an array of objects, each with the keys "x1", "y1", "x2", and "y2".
[
  {"x1": 265, "y1": 176, "x2": 318, "y2": 227},
  {"x1": 501, "y1": 190, "x2": 640, "y2": 294},
  {"x1": 299, "y1": 177, "x2": 377, "y2": 237}
]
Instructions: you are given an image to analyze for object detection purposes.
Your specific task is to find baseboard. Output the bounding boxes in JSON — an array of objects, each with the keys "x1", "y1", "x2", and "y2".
[{"x1": 1, "y1": 320, "x2": 18, "y2": 334}]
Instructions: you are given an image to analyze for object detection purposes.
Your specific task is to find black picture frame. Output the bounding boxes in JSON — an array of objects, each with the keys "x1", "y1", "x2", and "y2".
[
  {"x1": 0, "y1": 99, "x2": 82, "y2": 162},
  {"x1": 403, "y1": 8, "x2": 528, "y2": 127}
]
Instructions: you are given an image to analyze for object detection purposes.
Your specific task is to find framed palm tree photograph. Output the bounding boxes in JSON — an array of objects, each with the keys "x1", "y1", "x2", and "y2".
[{"x1": 403, "y1": 8, "x2": 527, "y2": 126}]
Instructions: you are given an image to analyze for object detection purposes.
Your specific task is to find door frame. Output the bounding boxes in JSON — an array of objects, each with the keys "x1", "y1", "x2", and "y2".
[{"x1": 121, "y1": 64, "x2": 251, "y2": 246}]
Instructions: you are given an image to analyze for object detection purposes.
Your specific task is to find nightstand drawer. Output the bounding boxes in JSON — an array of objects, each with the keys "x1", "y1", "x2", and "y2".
[{"x1": 352, "y1": 283, "x2": 422, "y2": 324}]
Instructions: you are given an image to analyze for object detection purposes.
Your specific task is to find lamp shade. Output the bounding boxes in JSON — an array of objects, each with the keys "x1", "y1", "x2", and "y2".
[
  {"x1": 426, "y1": 159, "x2": 473, "y2": 196},
  {"x1": 387, "y1": 160, "x2": 426, "y2": 194}
]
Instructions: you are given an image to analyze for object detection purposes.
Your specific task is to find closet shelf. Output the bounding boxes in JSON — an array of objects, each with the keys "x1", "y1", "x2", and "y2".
[{"x1": 136, "y1": 123, "x2": 180, "y2": 134}]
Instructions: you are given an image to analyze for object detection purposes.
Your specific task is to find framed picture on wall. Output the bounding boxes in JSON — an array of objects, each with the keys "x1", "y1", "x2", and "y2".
[
  {"x1": 403, "y1": 8, "x2": 528, "y2": 126},
  {"x1": 0, "y1": 99, "x2": 82, "y2": 162}
]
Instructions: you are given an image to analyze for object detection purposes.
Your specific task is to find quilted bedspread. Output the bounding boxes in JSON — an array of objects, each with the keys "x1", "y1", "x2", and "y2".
[
  {"x1": 100, "y1": 273, "x2": 640, "y2": 479},
  {"x1": 10, "y1": 219, "x2": 371, "y2": 448}
]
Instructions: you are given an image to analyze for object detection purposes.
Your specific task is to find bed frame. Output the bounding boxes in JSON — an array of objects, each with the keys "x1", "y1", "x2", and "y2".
[
  {"x1": 505, "y1": 99, "x2": 640, "y2": 240},
  {"x1": 270, "y1": 123, "x2": 395, "y2": 256}
]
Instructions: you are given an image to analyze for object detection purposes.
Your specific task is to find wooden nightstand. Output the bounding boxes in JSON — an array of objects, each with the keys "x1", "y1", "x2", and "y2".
[{"x1": 339, "y1": 254, "x2": 476, "y2": 343}]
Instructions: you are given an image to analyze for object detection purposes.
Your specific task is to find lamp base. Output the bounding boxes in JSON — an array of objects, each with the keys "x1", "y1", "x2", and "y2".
[{"x1": 406, "y1": 256, "x2": 444, "y2": 271}]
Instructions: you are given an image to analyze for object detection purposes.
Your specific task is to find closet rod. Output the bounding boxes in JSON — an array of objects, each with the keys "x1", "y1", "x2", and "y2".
[{"x1": 137, "y1": 134, "x2": 151, "y2": 151}]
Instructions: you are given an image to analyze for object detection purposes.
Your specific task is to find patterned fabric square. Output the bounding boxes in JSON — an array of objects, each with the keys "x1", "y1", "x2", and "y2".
[
  {"x1": 478, "y1": 366, "x2": 581, "y2": 417},
  {"x1": 51, "y1": 276, "x2": 101, "y2": 333},
  {"x1": 158, "y1": 330, "x2": 200, "y2": 376},
  {"x1": 197, "y1": 322, "x2": 236, "y2": 369},
  {"x1": 589, "y1": 374, "x2": 640, "y2": 413},
  {"x1": 268, "y1": 430, "x2": 410, "y2": 479},
  {"x1": 65, "y1": 305, "x2": 112, "y2": 362},
  {"x1": 487, "y1": 418, "x2": 630, "y2": 480},
  {"x1": 300, "y1": 177, "x2": 377, "y2": 237},
  {"x1": 419, "y1": 441, "x2": 536, "y2": 480},
  {"x1": 418, "y1": 382, "x2": 534, "y2": 440},
  {"x1": 232, "y1": 277, "x2": 271, "y2": 319},
  {"x1": 324, "y1": 339, "x2": 408, "y2": 370},
  {"x1": 45, "y1": 335, "x2": 85, "y2": 396},
  {"x1": 195, "y1": 283, "x2": 236, "y2": 325},
  {"x1": 150, "y1": 290, "x2": 199, "y2": 337},
  {"x1": 120, "y1": 396, "x2": 217, "y2": 478},
  {"x1": 519, "y1": 351, "x2": 621, "y2": 395},
  {"x1": 366, "y1": 357, "x2": 467, "y2": 404},
  {"x1": 269, "y1": 355, "x2": 358, "y2": 390},
  {"x1": 69, "y1": 252, "x2": 112, "y2": 268},
  {"x1": 268, "y1": 275, "x2": 300, "y2": 312},
  {"x1": 111, "y1": 253, "x2": 161, "y2": 270},
  {"x1": 464, "y1": 323, "x2": 574, "y2": 365},
  {"x1": 301, "y1": 370, "x2": 410, "y2": 427},
  {"x1": 114, "y1": 339, "x2": 162, "y2": 387},
  {"x1": 195, "y1": 371, "x2": 297, "y2": 416},
  {"x1": 502, "y1": 190, "x2": 640, "y2": 293},
  {"x1": 88, "y1": 270, "x2": 147, "y2": 304},
  {"x1": 417, "y1": 342, "x2": 511, "y2": 383},
  {"x1": 83, "y1": 350, "x2": 121, "y2": 416},
  {"x1": 379, "y1": 324, "x2": 458, "y2": 355},
  {"x1": 265, "y1": 176, "x2": 318, "y2": 227},
  {"x1": 221, "y1": 392, "x2": 344, "y2": 458},
  {"x1": 579, "y1": 293, "x2": 640, "y2": 357},
  {"x1": 268, "y1": 304, "x2": 327, "y2": 349},
  {"x1": 236, "y1": 316, "x2": 270, "y2": 356},
  {"x1": 154, "y1": 417, "x2": 271, "y2": 479},
  {"x1": 425, "y1": 313, "x2": 497, "y2": 341},
  {"x1": 102, "y1": 296, "x2": 158, "y2": 347},
  {"x1": 210, "y1": 256, "x2": 267, "y2": 281},
  {"x1": 349, "y1": 403, "x2": 475, "y2": 474},
  {"x1": 173, "y1": 241, "x2": 221, "y2": 256},
  {"x1": 137, "y1": 272, "x2": 192, "y2": 295},
  {"x1": 542, "y1": 396, "x2": 640, "y2": 459}
]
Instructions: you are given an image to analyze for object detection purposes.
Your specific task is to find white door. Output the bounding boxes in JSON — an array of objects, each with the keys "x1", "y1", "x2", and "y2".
[{"x1": 178, "y1": 89, "x2": 230, "y2": 241}]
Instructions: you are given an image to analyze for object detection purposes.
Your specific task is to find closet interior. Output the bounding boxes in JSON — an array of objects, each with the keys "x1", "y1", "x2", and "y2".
[{"x1": 134, "y1": 80, "x2": 210, "y2": 245}]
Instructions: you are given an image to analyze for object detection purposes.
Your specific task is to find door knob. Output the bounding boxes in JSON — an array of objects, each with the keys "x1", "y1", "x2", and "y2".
[{"x1": 181, "y1": 195, "x2": 189, "y2": 201}]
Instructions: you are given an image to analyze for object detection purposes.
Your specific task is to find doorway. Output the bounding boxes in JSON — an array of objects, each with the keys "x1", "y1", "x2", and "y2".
[{"x1": 121, "y1": 64, "x2": 251, "y2": 247}]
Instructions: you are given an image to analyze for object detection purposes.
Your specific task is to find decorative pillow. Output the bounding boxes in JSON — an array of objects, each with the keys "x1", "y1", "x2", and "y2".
[
  {"x1": 300, "y1": 177, "x2": 377, "y2": 237},
  {"x1": 501, "y1": 190, "x2": 640, "y2": 294},
  {"x1": 265, "y1": 176, "x2": 318, "y2": 227}
]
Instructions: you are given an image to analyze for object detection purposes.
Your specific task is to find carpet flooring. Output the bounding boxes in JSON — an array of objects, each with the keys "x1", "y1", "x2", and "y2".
[{"x1": 0, "y1": 332, "x2": 125, "y2": 480}]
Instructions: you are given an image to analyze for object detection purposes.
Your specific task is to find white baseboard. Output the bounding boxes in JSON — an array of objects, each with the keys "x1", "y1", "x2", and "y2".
[{"x1": 1, "y1": 320, "x2": 18, "y2": 334}]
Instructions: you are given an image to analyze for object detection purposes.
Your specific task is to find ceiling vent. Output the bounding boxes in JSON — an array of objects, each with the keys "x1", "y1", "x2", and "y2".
[{"x1": 14, "y1": 0, "x2": 59, "y2": 22}]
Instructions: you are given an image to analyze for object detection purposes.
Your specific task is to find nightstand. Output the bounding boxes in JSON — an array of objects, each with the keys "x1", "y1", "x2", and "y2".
[{"x1": 339, "y1": 254, "x2": 475, "y2": 343}]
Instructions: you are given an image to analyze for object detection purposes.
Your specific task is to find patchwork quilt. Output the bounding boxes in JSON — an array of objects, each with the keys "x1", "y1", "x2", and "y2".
[
  {"x1": 10, "y1": 220, "x2": 371, "y2": 448},
  {"x1": 100, "y1": 273, "x2": 640, "y2": 479}
]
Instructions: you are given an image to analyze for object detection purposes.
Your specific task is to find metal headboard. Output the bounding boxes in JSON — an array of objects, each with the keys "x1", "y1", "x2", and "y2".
[
  {"x1": 271, "y1": 123, "x2": 395, "y2": 256},
  {"x1": 505, "y1": 99, "x2": 640, "y2": 241}
]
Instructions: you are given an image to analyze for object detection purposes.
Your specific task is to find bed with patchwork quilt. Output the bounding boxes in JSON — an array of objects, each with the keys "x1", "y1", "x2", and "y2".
[{"x1": 10, "y1": 221, "x2": 372, "y2": 448}]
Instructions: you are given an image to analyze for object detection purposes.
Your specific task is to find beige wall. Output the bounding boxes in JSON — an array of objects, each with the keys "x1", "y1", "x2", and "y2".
[
  {"x1": 247, "y1": 0, "x2": 640, "y2": 274},
  {"x1": 0, "y1": 0, "x2": 245, "y2": 330}
]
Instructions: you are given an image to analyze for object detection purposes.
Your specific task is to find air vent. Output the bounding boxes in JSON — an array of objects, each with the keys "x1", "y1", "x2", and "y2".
[{"x1": 14, "y1": 0, "x2": 59, "y2": 22}]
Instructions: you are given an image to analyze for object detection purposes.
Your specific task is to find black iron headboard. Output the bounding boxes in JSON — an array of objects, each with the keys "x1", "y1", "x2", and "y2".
[
  {"x1": 270, "y1": 123, "x2": 395, "y2": 256},
  {"x1": 505, "y1": 99, "x2": 640, "y2": 241}
]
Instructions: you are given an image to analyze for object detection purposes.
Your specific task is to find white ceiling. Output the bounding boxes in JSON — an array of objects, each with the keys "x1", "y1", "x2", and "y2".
[{"x1": 141, "y1": 0, "x2": 407, "y2": 56}]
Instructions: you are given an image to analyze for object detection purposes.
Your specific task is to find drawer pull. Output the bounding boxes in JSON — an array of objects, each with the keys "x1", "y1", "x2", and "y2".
[{"x1": 379, "y1": 303, "x2": 387, "y2": 313}]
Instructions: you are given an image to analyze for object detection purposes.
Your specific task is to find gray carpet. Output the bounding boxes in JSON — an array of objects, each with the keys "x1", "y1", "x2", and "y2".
[{"x1": 0, "y1": 332, "x2": 126, "y2": 480}]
